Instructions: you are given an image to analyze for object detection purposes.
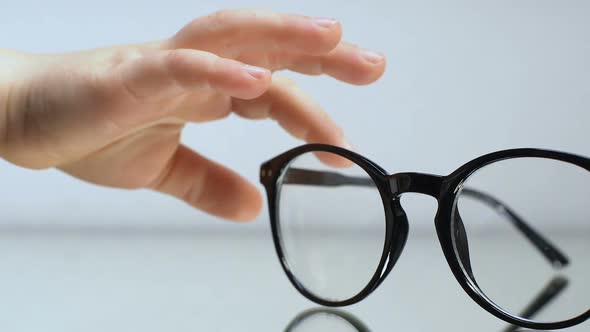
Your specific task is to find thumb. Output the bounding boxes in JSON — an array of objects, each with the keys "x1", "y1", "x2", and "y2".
[{"x1": 149, "y1": 144, "x2": 263, "y2": 222}]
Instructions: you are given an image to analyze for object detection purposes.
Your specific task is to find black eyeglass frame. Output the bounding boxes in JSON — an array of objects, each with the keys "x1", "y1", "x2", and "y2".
[{"x1": 259, "y1": 144, "x2": 590, "y2": 331}]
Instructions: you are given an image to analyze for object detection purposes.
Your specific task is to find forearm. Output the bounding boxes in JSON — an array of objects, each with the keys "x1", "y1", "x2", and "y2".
[
  {"x1": 1, "y1": 51, "x2": 19, "y2": 155},
  {"x1": 0, "y1": 49, "x2": 43, "y2": 162},
  {"x1": 0, "y1": 50, "x2": 22, "y2": 151},
  {"x1": 1, "y1": 50, "x2": 34, "y2": 111},
  {"x1": 0, "y1": 48, "x2": 35, "y2": 88}
]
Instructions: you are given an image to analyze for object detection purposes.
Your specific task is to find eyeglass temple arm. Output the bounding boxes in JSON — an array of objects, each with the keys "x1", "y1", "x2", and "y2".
[
  {"x1": 282, "y1": 168, "x2": 569, "y2": 268},
  {"x1": 502, "y1": 276, "x2": 569, "y2": 332},
  {"x1": 458, "y1": 188, "x2": 569, "y2": 267}
]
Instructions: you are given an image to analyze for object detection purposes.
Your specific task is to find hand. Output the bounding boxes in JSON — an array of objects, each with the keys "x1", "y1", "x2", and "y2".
[{"x1": 0, "y1": 10, "x2": 386, "y2": 221}]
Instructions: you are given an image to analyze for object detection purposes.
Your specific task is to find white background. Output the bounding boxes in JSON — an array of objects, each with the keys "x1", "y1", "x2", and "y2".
[
  {"x1": 0, "y1": 0, "x2": 588, "y2": 229},
  {"x1": 0, "y1": 3, "x2": 588, "y2": 332}
]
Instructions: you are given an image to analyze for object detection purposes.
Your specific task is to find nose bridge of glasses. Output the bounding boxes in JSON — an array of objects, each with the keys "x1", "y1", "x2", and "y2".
[
  {"x1": 373, "y1": 197, "x2": 409, "y2": 290},
  {"x1": 388, "y1": 172, "x2": 443, "y2": 197}
]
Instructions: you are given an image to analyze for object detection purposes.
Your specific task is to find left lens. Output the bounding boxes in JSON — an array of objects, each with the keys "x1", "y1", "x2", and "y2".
[
  {"x1": 451, "y1": 156, "x2": 589, "y2": 324},
  {"x1": 276, "y1": 150, "x2": 386, "y2": 303}
]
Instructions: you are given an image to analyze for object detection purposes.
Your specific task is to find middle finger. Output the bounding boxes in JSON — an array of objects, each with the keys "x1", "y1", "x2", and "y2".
[{"x1": 238, "y1": 42, "x2": 387, "y2": 85}]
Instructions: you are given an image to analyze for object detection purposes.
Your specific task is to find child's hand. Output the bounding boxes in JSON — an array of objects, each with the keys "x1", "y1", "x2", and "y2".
[{"x1": 0, "y1": 10, "x2": 386, "y2": 221}]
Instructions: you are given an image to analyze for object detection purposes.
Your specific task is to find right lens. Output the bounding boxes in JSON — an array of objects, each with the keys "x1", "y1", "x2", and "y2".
[
  {"x1": 452, "y1": 156, "x2": 589, "y2": 324},
  {"x1": 276, "y1": 150, "x2": 387, "y2": 303}
]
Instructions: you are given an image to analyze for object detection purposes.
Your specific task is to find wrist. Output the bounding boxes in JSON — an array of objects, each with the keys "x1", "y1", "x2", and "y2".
[
  {"x1": 0, "y1": 49, "x2": 34, "y2": 111},
  {"x1": 0, "y1": 49, "x2": 38, "y2": 160}
]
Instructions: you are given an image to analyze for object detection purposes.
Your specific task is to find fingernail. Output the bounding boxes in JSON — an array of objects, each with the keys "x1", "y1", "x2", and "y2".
[
  {"x1": 244, "y1": 65, "x2": 267, "y2": 79},
  {"x1": 312, "y1": 17, "x2": 338, "y2": 28},
  {"x1": 342, "y1": 138, "x2": 353, "y2": 150},
  {"x1": 361, "y1": 49, "x2": 385, "y2": 64}
]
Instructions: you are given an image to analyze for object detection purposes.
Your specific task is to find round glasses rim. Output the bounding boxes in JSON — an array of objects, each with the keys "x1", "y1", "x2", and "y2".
[
  {"x1": 271, "y1": 147, "x2": 393, "y2": 306},
  {"x1": 447, "y1": 155, "x2": 590, "y2": 328}
]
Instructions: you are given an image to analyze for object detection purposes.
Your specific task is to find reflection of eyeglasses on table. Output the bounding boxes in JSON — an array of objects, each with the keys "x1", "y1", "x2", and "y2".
[
  {"x1": 284, "y1": 307, "x2": 558, "y2": 332},
  {"x1": 260, "y1": 144, "x2": 589, "y2": 331},
  {"x1": 284, "y1": 307, "x2": 371, "y2": 332}
]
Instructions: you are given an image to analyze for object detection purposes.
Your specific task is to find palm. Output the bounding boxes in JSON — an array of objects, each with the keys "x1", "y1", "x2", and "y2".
[
  {"x1": 60, "y1": 87, "x2": 228, "y2": 190},
  {"x1": 60, "y1": 50, "x2": 291, "y2": 190}
]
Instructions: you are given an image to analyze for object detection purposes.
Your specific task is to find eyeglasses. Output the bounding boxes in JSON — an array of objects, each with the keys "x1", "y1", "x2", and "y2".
[{"x1": 259, "y1": 144, "x2": 589, "y2": 331}]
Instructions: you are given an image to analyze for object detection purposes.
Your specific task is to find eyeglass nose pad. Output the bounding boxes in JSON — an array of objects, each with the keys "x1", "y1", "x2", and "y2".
[
  {"x1": 374, "y1": 197, "x2": 409, "y2": 289},
  {"x1": 453, "y1": 211, "x2": 476, "y2": 281}
]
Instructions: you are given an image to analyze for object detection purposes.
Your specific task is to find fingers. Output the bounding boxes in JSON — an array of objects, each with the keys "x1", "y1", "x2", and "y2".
[
  {"x1": 275, "y1": 42, "x2": 386, "y2": 85},
  {"x1": 114, "y1": 49, "x2": 271, "y2": 105},
  {"x1": 232, "y1": 76, "x2": 353, "y2": 167},
  {"x1": 150, "y1": 145, "x2": 262, "y2": 221},
  {"x1": 168, "y1": 9, "x2": 342, "y2": 56},
  {"x1": 162, "y1": 10, "x2": 386, "y2": 86}
]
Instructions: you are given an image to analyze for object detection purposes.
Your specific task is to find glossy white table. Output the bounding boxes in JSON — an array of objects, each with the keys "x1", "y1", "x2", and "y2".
[{"x1": 0, "y1": 228, "x2": 586, "y2": 332}]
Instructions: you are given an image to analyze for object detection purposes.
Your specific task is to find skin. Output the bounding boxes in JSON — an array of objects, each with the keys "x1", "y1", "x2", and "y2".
[{"x1": 0, "y1": 10, "x2": 386, "y2": 222}]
